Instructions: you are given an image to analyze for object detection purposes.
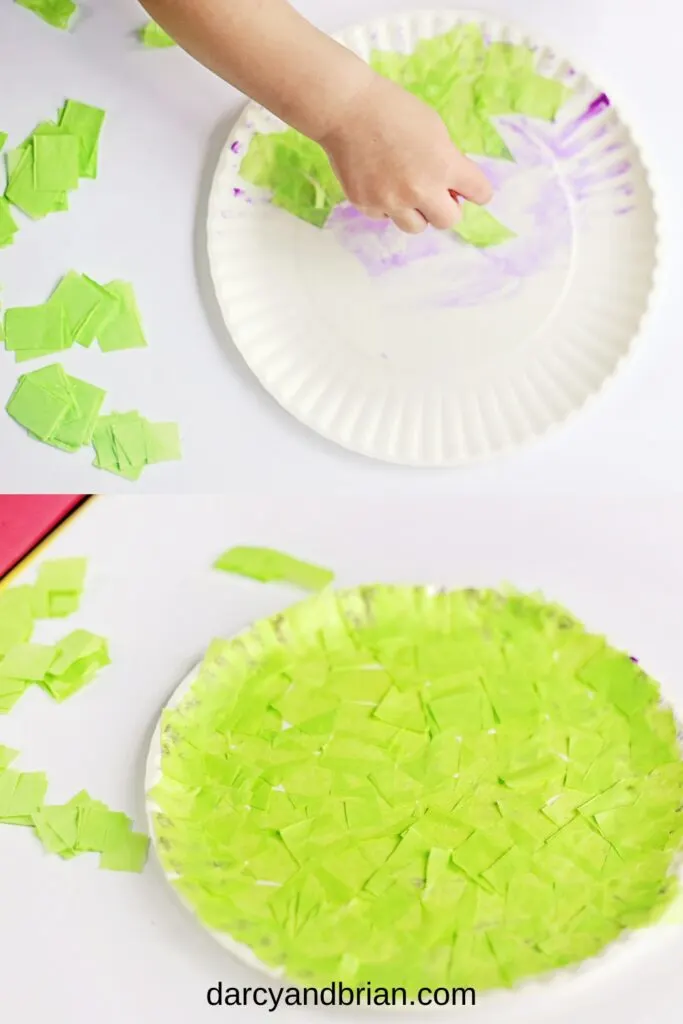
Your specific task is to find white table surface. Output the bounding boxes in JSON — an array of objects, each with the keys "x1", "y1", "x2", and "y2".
[
  {"x1": 1, "y1": 0, "x2": 682, "y2": 493},
  {"x1": 1, "y1": 493, "x2": 683, "y2": 1022}
]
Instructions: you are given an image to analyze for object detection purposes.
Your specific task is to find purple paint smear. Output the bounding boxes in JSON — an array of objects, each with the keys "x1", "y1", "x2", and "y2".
[
  {"x1": 230, "y1": 140, "x2": 241, "y2": 154},
  {"x1": 328, "y1": 92, "x2": 634, "y2": 306}
]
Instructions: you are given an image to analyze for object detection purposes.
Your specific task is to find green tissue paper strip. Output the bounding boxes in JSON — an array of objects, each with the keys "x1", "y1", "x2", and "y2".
[
  {"x1": 239, "y1": 24, "x2": 569, "y2": 245},
  {"x1": 15, "y1": 0, "x2": 77, "y2": 31},
  {"x1": 214, "y1": 546, "x2": 335, "y2": 591},
  {"x1": 151, "y1": 586, "x2": 683, "y2": 995},
  {"x1": 140, "y1": 22, "x2": 176, "y2": 49}
]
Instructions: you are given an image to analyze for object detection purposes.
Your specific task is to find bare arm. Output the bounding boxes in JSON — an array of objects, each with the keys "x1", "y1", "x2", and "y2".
[{"x1": 141, "y1": 0, "x2": 492, "y2": 233}]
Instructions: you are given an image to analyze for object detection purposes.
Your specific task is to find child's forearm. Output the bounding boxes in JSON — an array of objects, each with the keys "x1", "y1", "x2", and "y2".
[{"x1": 140, "y1": 0, "x2": 374, "y2": 142}]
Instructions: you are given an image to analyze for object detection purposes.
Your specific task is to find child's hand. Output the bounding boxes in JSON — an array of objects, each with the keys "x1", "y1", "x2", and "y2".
[{"x1": 320, "y1": 73, "x2": 493, "y2": 234}]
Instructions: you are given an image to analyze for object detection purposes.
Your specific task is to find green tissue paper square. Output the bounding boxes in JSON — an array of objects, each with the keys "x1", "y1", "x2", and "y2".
[
  {"x1": 6, "y1": 364, "x2": 107, "y2": 453},
  {"x1": 15, "y1": 1, "x2": 78, "y2": 31},
  {"x1": 58, "y1": 100, "x2": 106, "y2": 179},
  {"x1": 33, "y1": 134, "x2": 80, "y2": 191},
  {"x1": 96, "y1": 281, "x2": 148, "y2": 352},
  {"x1": 3, "y1": 302, "x2": 70, "y2": 358},
  {"x1": 140, "y1": 22, "x2": 176, "y2": 48},
  {"x1": 42, "y1": 629, "x2": 110, "y2": 701},
  {"x1": 99, "y1": 830, "x2": 149, "y2": 873},
  {"x1": 0, "y1": 198, "x2": 19, "y2": 247},
  {"x1": 0, "y1": 769, "x2": 48, "y2": 822},
  {"x1": 49, "y1": 271, "x2": 117, "y2": 348},
  {"x1": 32, "y1": 558, "x2": 88, "y2": 618},
  {"x1": 0, "y1": 642, "x2": 55, "y2": 681}
]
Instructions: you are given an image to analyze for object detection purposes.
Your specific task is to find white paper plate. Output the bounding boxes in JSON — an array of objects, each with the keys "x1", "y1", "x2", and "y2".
[
  {"x1": 207, "y1": 9, "x2": 658, "y2": 466},
  {"x1": 146, "y1": 593, "x2": 682, "y2": 1013}
]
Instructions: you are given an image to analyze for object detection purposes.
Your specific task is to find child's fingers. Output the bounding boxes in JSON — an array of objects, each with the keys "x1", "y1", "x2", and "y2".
[
  {"x1": 452, "y1": 155, "x2": 493, "y2": 205},
  {"x1": 391, "y1": 208, "x2": 428, "y2": 234},
  {"x1": 420, "y1": 191, "x2": 462, "y2": 230}
]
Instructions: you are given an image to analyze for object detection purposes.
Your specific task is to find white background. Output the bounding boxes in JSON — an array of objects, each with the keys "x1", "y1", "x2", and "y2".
[
  {"x1": 0, "y1": 0, "x2": 682, "y2": 492},
  {"x1": 1, "y1": 493, "x2": 683, "y2": 1022}
]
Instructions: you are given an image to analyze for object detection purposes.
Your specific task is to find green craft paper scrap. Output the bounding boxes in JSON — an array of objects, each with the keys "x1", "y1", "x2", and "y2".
[
  {"x1": 214, "y1": 546, "x2": 334, "y2": 591},
  {"x1": 0, "y1": 132, "x2": 7, "y2": 150},
  {"x1": 0, "y1": 642, "x2": 56, "y2": 681},
  {"x1": 454, "y1": 201, "x2": 516, "y2": 248},
  {"x1": 140, "y1": 21, "x2": 176, "y2": 48},
  {"x1": 0, "y1": 198, "x2": 19, "y2": 247},
  {"x1": 58, "y1": 100, "x2": 105, "y2": 179},
  {"x1": 3, "y1": 302, "x2": 70, "y2": 356},
  {"x1": 91, "y1": 416, "x2": 136, "y2": 479},
  {"x1": 32, "y1": 558, "x2": 87, "y2": 618},
  {"x1": 99, "y1": 830, "x2": 149, "y2": 873},
  {"x1": 96, "y1": 281, "x2": 148, "y2": 352},
  {"x1": 15, "y1": 0, "x2": 78, "y2": 31},
  {"x1": 0, "y1": 586, "x2": 35, "y2": 657},
  {"x1": 33, "y1": 133, "x2": 80, "y2": 192},
  {"x1": 49, "y1": 271, "x2": 117, "y2": 348},
  {"x1": 0, "y1": 769, "x2": 48, "y2": 822}
]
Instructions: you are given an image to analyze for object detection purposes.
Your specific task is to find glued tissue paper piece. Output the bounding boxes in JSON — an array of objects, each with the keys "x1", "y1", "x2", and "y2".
[
  {"x1": 140, "y1": 22, "x2": 176, "y2": 48},
  {"x1": 151, "y1": 585, "x2": 683, "y2": 995},
  {"x1": 213, "y1": 546, "x2": 335, "y2": 591},
  {"x1": 15, "y1": 1, "x2": 78, "y2": 31},
  {"x1": 240, "y1": 24, "x2": 570, "y2": 245}
]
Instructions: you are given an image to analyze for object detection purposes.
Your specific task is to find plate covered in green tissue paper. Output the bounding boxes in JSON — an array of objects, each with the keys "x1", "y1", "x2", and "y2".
[
  {"x1": 207, "y1": 9, "x2": 658, "y2": 467},
  {"x1": 146, "y1": 585, "x2": 683, "y2": 1002}
]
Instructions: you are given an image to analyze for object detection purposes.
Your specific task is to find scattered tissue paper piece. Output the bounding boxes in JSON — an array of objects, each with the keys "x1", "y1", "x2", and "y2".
[
  {"x1": 140, "y1": 22, "x2": 176, "y2": 49},
  {"x1": 95, "y1": 281, "x2": 148, "y2": 352},
  {"x1": 240, "y1": 24, "x2": 569, "y2": 244},
  {"x1": 0, "y1": 558, "x2": 109, "y2": 714},
  {"x1": 1, "y1": 273, "x2": 145, "y2": 362},
  {"x1": 15, "y1": 0, "x2": 78, "y2": 31},
  {"x1": 5, "y1": 363, "x2": 106, "y2": 452},
  {"x1": 92, "y1": 412, "x2": 181, "y2": 480},
  {"x1": 3, "y1": 100, "x2": 104, "y2": 218},
  {"x1": 214, "y1": 546, "x2": 335, "y2": 591},
  {"x1": 151, "y1": 586, "x2": 683, "y2": 994},
  {"x1": 32, "y1": 557, "x2": 88, "y2": 618},
  {"x1": 58, "y1": 100, "x2": 106, "y2": 179},
  {"x1": 0, "y1": 559, "x2": 147, "y2": 872},
  {"x1": 0, "y1": 199, "x2": 19, "y2": 249}
]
